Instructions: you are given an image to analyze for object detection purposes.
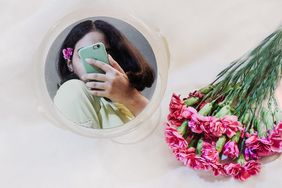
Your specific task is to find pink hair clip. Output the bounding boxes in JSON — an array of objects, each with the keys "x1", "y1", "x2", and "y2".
[{"x1": 62, "y1": 48, "x2": 73, "y2": 61}]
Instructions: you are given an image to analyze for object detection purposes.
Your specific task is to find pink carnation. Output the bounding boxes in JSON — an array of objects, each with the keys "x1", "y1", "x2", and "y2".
[
  {"x1": 169, "y1": 93, "x2": 184, "y2": 112},
  {"x1": 165, "y1": 124, "x2": 188, "y2": 150},
  {"x1": 209, "y1": 119, "x2": 226, "y2": 137},
  {"x1": 174, "y1": 147, "x2": 209, "y2": 170},
  {"x1": 201, "y1": 142, "x2": 219, "y2": 163},
  {"x1": 268, "y1": 122, "x2": 282, "y2": 152},
  {"x1": 201, "y1": 116, "x2": 216, "y2": 134},
  {"x1": 188, "y1": 114, "x2": 204, "y2": 134},
  {"x1": 223, "y1": 141, "x2": 239, "y2": 159},
  {"x1": 188, "y1": 113, "x2": 216, "y2": 134},
  {"x1": 172, "y1": 147, "x2": 214, "y2": 172},
  {"x1": 173, "y1": 148, "x2": 195, "y2": 165},
  {"x1": 234, "y1": 160, "x2": 261, "y2": 181},
  {"x1": 221, "y1": 115, "x2": 242, "y2": 138},
  {"x1": 224, "y1": 163, "x2": 242, "y2": 176},
  {"x1": 181, "y1": 106, "x2": 197, "y2": 119},
  {"x1": 168, "y1": 94, "x2": 185, "y2": 126},
  {"x1": 210, "y1": 163, "x2": 226, "y2": 176},
  {"x1": 186, "y1": 155, "x2": 210, "y2": 170},
  {"x1": 245, "y1": 134, "x2": 272, "y2": 160}
]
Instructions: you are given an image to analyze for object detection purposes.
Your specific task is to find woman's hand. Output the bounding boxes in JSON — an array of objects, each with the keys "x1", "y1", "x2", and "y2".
[{"x1": 81, "y1": 55, "x2": 148, "y2": 116}]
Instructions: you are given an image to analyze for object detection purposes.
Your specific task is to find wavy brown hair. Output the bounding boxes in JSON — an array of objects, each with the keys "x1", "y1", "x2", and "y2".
[{"x1": 57, "y1": 19, "x2": 155, "y2": 91}]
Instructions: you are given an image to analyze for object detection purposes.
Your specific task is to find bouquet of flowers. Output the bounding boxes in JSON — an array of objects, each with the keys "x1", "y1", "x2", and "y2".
[{"x1": 165, "y1": 27, "x2": 282, "y2": 181}]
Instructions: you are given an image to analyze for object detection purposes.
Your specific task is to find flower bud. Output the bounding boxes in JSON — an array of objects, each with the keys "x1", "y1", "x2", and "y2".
[
  {"x1": 237, "y1": 154, "x2": 246, "y2": 165},
  {"x1": 215, "y1": 105, "x2": 231, "y2": 118},
  {"x1": 216, "y1": 135, "x2": 227, "y2": 153},
  {"x1": 199, "y1": 85, "x2": 213, "y2": 94},
  {"x1": 249, "y1": 128, "x2": 255, "y2": 134},
  {"x1": 256, "y1": 118, "x2": 267, "y2": 138},
  {"x1": 184, "y1": 97, "x2": 199, "y2": 106},
  {"x1": 199, "y1": 103, "x2": 213, "y2": 116},
  {"x1": 242, "y1": 111, "x2": 251, "y2": 125},
  {"x1": 188, "y1": 137, "x2": 198, "y2": 148},
  {"x1": 196, "y1": 138, "x2": 203, "y2": 154},
  {"x1": 274, "y1": 109, "x2": 282, "y2": 124},
  {"x1": 261, "y1": 108, "x2": 274, "y2": 130},
  {"x1": 177, "y1": 121, "x2": 188, "y2": 136},
  {"x1": 231, "y1": 131, "x2": 241, "y2": 143}
]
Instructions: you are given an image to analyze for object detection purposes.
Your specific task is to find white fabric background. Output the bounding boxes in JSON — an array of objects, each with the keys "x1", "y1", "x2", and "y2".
[{"x1": 1, "y1": 0, "x2": 282, "y2": 187}]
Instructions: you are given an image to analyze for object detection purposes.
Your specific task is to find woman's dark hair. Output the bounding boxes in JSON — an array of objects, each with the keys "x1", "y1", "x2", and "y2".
[{"x1": 57, "y1": 19, "x2": 155, "y2": 91}]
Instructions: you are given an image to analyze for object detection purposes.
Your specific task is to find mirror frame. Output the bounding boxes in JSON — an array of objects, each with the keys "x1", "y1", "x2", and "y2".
[{"x1": 33, "y1": 6, "x2": 170, "y2": 139}]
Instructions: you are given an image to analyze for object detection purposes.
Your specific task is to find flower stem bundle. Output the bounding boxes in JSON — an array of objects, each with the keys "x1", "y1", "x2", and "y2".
[{"x1": 165, "y1": 27, "x2": 282, "y2": 181}]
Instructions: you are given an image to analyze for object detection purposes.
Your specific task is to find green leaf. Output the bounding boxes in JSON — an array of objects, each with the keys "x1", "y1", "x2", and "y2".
[{"x1": 216, "y1": 135, "x2": 227, "y2": 153}]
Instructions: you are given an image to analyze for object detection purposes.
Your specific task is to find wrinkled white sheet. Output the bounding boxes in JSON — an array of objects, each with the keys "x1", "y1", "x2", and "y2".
[{"x1": 1, "y1": 0, "x2": 282, "y2": 187}]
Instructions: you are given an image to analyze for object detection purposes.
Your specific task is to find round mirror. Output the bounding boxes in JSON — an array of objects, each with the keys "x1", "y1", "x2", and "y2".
[
  {"x1": 34, "y1": 9, "x2": 169, "y2": 140},
  {"x1": 46, "y1": 17, "x2": 157, "y2": 129}
]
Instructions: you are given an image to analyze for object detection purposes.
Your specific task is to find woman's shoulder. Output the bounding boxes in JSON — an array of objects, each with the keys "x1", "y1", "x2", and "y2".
[
  {"x1": 114, "y1": 103, "x2": 135, "y2": 118},
  {"x1": 58, "y1": 73, "x2": 80, "y2": 88},
  {"x1": 100, "y1": 98, "x2": 135, "y2": 119}
]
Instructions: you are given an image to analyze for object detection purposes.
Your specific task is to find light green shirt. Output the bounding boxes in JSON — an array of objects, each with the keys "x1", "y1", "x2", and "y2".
[{"x1": 54, "y1": 79, "x2": 135, "y2": 129}]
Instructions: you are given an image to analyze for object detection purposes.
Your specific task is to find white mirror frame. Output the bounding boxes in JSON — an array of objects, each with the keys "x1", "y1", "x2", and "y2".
[{"x1": 33, "y1": 6, "x2": 170, "y2": 142}]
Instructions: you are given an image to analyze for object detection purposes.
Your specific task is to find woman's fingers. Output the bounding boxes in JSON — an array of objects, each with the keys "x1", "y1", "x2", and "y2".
[
  {"x1": 81, "y1": 73, "x2": 107, "y2": 82},
  {"x1": 86, "y1": 58, "x2": 112, "y2": 72},
  {"x1": 85, "y1": 81, "x2": 107, "y2": 90},
  {"x1": 108, "y1": 54, "x2": 126, "y2": 74}
]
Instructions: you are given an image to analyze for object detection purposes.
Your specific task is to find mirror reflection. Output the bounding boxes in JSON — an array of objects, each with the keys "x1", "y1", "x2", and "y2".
[{"x1": 45, "y1": 17, "x2": 157, "y2": 129}]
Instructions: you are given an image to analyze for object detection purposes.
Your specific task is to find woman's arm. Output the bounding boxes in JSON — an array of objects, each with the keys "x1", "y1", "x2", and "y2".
[
  {"x1": 81, "y1": 55, "x2": 149, "y2": 116},
  {"x1": 121, "y1": 88, "x2": 149, "y2": 116}
]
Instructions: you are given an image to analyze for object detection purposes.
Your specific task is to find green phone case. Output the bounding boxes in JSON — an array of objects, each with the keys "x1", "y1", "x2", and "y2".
[{"x1": 78, "y1": 42, "x2": 109, "y2": 73}]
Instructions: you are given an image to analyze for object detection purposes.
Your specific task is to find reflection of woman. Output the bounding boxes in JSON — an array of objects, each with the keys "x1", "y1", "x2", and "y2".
[{"x1": 54, "y1": 20, "x2": 155, "y2": 129}]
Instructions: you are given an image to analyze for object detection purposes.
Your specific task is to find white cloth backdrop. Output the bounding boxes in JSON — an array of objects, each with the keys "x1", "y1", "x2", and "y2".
[{"x1": 1, "y1": 0, "x2": 282, "y2": 187}]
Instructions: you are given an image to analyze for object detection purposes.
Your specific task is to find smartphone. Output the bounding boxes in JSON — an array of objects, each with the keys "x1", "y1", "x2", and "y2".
[{"x1": 78, "y1": 42, "x2": 109, "y2": 73}]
